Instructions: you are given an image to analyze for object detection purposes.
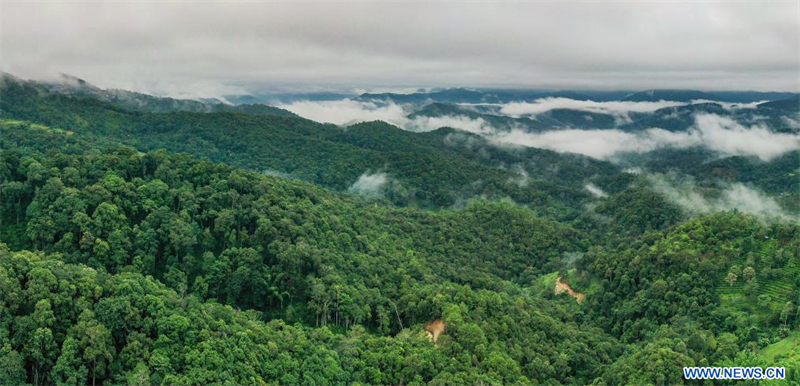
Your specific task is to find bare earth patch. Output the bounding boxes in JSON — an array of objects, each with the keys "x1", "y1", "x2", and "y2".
[
  {"x1": 555, "y1": 277, "x2": 586, "y2": 303},
  {"x1": 425, "y1": 319, "x2": 446, "y2": 343}
]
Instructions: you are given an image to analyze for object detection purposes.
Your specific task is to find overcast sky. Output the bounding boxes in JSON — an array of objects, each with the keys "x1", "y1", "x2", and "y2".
[{"x1": 2, "y1": 1, "x2": 798, "y2": 98}]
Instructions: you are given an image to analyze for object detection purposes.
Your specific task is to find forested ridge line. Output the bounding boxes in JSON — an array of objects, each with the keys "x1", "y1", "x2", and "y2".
[{"x1": 2, "y1": 74, "x2": 800, "y2": 385}]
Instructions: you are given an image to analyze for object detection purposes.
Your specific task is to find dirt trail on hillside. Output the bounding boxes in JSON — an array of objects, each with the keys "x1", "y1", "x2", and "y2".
[{"x1": 555, "y1": 277, "x2": 585, "y2": 303}]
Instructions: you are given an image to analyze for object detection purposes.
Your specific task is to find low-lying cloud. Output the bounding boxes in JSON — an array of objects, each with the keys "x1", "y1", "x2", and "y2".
[
  {"x1": 692, "y1": 114, "x2": 799, "y2": 160},
  {"x1": 406, "y1": 115, "x2": 494, "y2": 134},
  {"x1": 276, "y1": 99, "x2": 407, "y2": 126},
  {"x1": 648, "y1": 174, "x2": 797, "y2": 222},
  {"x1": 499, "y1": 98, "x2": 686, "y2": 117},
  {"x1": 491, "y1": 114, "x2": 800, "y2": 160},
  {"x1": 276, "y1": 99, "x2": 799, "y2": 161},
  {"x1": 492, "y1": 128, "x2": 688, "y2": 159},
  {"x1": 584, "y1": 183, "x2": 608, "y2": 198},
  {"x1": 348, "y1": 171, "x2": 390, "y2": 196},
  {"x1": 277, "y1": 99, "x2": 496, "y2": 134}
]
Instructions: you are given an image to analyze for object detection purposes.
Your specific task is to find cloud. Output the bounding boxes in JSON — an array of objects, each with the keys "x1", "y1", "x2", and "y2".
[
  {"x1": 491, "y1": 127, "x2": 693, "y2": 159},
  {"x1": 276, "y1": 97, "x2": 799, "y2": 161},
  {"x1": 2, "y1": 2, "x2": 797, "y2": 95},
  {"x1": 277, "y1": 99, "x2": 498, "y2": 135},
  {"x1": 584, "y1": 183, "x2": 608, "y2": 198},
  {"x1": 781, "y1": 114, "x2": 800, "y2": 130},
  {"x1": 276, "y1": 99, "x2": 407, "y2": 126},
  {"x1": 506, "y1": 164, "x2": 530, "y2": 187},
  {"x1": 406, "y1": 115, "x2": 494, "y2": 134},
  {"x1": 490, "y1": 113, "x2": 800, "y2": 160},
  {"x1": 647, "y1": 174, "x2": 796, "y2": 222},
  {"x1": 348, "y1": 172, "x2": 390, "y2": 196},
  {"x1": 499, "y1": 98, "x2": 686, "y2": 117},
  {"x1": 496, "y1": 98, "x2": 772, "y2": 125},
  {"x1": 692, "y1": 114, "x2": 800, "y2": 160},
  {"x1": 690, "y1": 99, "x2": 767, "y2": 110}
]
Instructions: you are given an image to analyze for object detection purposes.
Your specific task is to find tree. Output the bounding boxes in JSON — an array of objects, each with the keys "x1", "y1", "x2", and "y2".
[
  {"x1": 724, "y1": 271, "x2": 738, "y2": 287},
  {"x1": 125, "y1": 362, "x2": 151, "y2": 386},
  {"x1": 52, "y1": 336, "x2": 88, "y2": 386},
  {"x1": 742, "y1": 266, "x2": 756, "y2": 282},
  {"x1": 0, "y1": 346, "x2": 28, "y2": 386},
  {"x1": 26, "y1": 327, "x2": 57, "y2": 386},
  {"x1": 782, "y1": 301, "x2": 794, "y2": 329},
  {"x1": 74, "y1": 310, "x2": 114, "y2": 386}
]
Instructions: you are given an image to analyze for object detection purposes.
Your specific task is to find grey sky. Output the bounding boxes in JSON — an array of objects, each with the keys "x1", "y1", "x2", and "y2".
[{"x1": 2, "y1": 1, "x2": 798, "y2": 98}]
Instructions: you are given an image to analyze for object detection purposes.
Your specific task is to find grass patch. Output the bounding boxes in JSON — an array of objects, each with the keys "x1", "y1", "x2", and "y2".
[
  {"x1": 1, "y1": 119, "x2": 72, "y2": 135},
  {"x1": 760, "y1": 331, "x2": 800, "y2": 363}
]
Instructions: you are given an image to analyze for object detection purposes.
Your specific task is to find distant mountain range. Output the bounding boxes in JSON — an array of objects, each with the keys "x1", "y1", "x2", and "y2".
[
  {"x1": 21, "y1": 73, "x2": 297, "y2": 117},
  {"x1": 5, "y1": 73, "x2": 798, "y2": 135},
  {"x1": 356, "y1": 87, "x2": 797, "y2": 105},
  {"x1": 1, "y1": 71, "x2": 797, "y2": 209}
]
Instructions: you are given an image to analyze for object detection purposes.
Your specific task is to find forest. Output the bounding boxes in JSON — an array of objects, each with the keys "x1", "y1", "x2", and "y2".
[{"x1": 1, "y1": 73, "x2": 799, "y2": 385}]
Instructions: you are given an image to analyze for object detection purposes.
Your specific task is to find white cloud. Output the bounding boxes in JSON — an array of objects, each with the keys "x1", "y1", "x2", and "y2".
[
  {"x1": 406, "y1": 115, "x2": 494, "y2": 134},
  {"x1": 490, "y1": 113, "x2": 800, "y2": 160},
  {"x1": 272, "y1": 100, "x2": 800, "y2": 161},
  {"x1": 648, "y1": 175, "x2": 797, "y2": 222},
  {"x1": 499, "y1": 98, "x2": 686, "y2": 117},
  {"x1": 693, "y1": 114, "x2": 800, "y2": 161},
  {"x1": 690, "y1": 99, "x2": 767, "y2": 110},
  {"x1": 781, "y1": 114, "x2": 800, "y2": 130},
  {"x1": 276, "y1": 99, "x2": 407, "y2": 126},
  {"x1": 348, "y1": 172, "x2": 389, "y2": 196},
  {"x1": 4, "y1": 2, "x2": 796, "y2": 93},
  {"x1": 277, "y1": 99, "x2": 498, "y2": 135},
  {"x1": 491, "y1": 127, "x2": 693, "y2": 159},
  {"x1": 585, "y1": 183, "x2": 608, "y2": 198}
]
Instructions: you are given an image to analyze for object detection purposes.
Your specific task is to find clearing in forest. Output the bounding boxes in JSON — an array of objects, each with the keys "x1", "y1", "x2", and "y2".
[
  {"x1": 555, "y1": 277, "x2": 586, "y2": 303},
  {"x1": 425, "y1": 319, "x2": 446, "y2": 343}
]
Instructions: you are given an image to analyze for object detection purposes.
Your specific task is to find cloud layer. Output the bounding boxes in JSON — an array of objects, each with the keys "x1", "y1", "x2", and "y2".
[
  {"x1": 648, "y1": 175, "x2": 797, "y2": 222},
  {"x1": 276, "y1": 100, "x2": 406, "y2": 126},
  {"x1": 492, "y1": 114, "x2": 800, "y2": 160},
  {"x1": 277, "y1": 99, "x2": 495, "y2": 134},
  {"x1": 3, "y1": 2, "x2": 797, "y2": 95},
  {"x1": 348, "y1": 172, "x2": 390, "y2": 196},
  {"x1": 277, "y1": 97, "x2": 800, "y2": 161},
  {"x1": 499, "y1": 98, "x2": 686, "y2": 117}
]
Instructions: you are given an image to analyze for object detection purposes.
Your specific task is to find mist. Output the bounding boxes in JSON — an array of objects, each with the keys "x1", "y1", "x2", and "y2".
[
  {"x1": 348, "y1": 171, "x2": 390, "y2": 196},
  {"x1": 585, "y1": 184, "x2": 608, "y2": 198},
  {"x1": 275, "y1": 100, "x2": 407, "y2": 126},
  {"x1": 491, "y1": 114, "x2": 800, "y2": 160},
  {"x1": 647, "y1": 174, "x2": 797, "y2": 222},
  {"x1": 499, "y1": 98, "x2": 686, "y2": 117},
  {"x1": 276, "y1": 96, "x2": 800, "y2": 161},
  {"x1": 277, "y1": 99, "x2": 496, "y2": 134}
]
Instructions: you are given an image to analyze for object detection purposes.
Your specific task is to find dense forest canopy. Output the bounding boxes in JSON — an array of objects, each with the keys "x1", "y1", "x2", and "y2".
[{"x1": 1, "y1": 74, "x2": 799, "y2": 385}]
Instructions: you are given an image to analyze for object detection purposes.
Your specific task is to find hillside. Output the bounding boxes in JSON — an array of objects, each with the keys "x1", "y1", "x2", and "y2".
[
  {"x1": 0, "y1": 75, "x2": 620, "y2": 213},
  {"x1": 621, "y1": 89, "x2": 719, "y2": 102},
  {"x1": 32, "y1": 73, "x2": 297, "y2": 117},
  {"x1": 1, "y1": 75, "x2": 799, "y2": 385}
]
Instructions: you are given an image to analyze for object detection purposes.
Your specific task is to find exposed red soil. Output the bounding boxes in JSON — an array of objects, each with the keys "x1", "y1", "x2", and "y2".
[{"x1": 555, "y1": 277, "x2": 586, "y2": 304}]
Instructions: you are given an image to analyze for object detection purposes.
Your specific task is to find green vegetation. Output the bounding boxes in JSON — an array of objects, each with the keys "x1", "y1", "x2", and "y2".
[
  {"x1": 1, "y1": 75, "x2": 799, "y2": 385},
  {"x1": 760, "y1": 332, "x2": 800, "y2": 363},
  {"x1": 0, "y1": 75, "x2": 617, "y2": 213}
]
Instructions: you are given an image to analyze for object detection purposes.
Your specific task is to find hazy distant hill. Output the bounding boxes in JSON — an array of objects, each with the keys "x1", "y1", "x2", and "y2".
[
  {"x1": 621, "y1": 89, "x2": 797, "y2": 103},
  {"x1": 224, "y1": 92, "x2": 356, "y2": 104},
  {"x1": 0, "y1": 73, "x2": 618, "y2": 211},
  {"x1": 357, "y1": 88, "x2": 490, "y2": 104},
  {"x1": 29, "y1": 73, "x2": 297, "y2": 117},
  {"x1": 758, "y1": 95, "x2": 800, "y2": 111},
  {"x1": 621, "y1": 89, "x2": 719, "y2": 102},
  {"x1": 713, "y1": 91, "x2": 798, "y2": 103}
]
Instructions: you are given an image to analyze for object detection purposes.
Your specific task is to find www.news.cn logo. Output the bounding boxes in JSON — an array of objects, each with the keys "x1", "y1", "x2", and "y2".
[{"x1": 684, "y1": 367, "x2": 785, "y2": 380}]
